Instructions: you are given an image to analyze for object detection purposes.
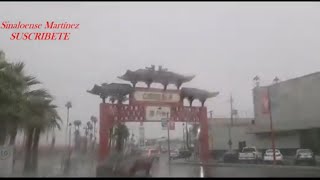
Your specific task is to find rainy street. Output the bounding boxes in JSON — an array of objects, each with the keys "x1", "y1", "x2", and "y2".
[
  {"x1": 3, "y1": 2, "x2": 320, "y2": 178},
  {"x1": 8, "y1": 152, "x2": 320, "y2": 177},
  {"x1": 149, "y1": 155, "x2": 320, "y2": 178}
]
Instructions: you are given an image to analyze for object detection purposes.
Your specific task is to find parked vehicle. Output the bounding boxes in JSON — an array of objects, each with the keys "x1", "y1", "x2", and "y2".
[
  {"x1": 177, "y1": 149, "x2": 192, "y2": 160},
  {"x1": 169, "y1": 149, "x2": 180, "y2": 160},
  {"x1": 169, "y1": 149, "x2": 192, "y2": 160},
  {"x1": 238, "y1": 146, "x2": 262, "y2": 163},
  {"x1": 143, "y1": 149, "x2": 160, "y2": 161},
  {"x1": 263, "y1": 149, "x2": 284, "y2": 165},
  {"x1": 96, "y1": 151, "x2": 154, "y2": 177},
  {"x1": 294, "y1": 149, "x2": 316, "y2": 166},
  {"x1": 223, "y1": 150, "x2": 238, "y2": 163}
]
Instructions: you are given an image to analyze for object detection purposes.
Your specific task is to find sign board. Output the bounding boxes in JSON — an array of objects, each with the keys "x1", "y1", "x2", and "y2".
[
  {"x1": 0, "y1": 146, "x2": 13, "y2": 176},
  {"x1": 134, "y1": 90, "x2": 180, "y2": 103},
  {"x1": 262, "y1": 93, "x2": 270, "y2": 114},
  {"x1": 161, "y1": 119, "x2": 168, "y2": 130},
  {"x1": 146, "y1": 106, "x2": 171, "y2": 121},
  {"x1": 161, "y1": 118, "x2": 175, "y2": 130}
]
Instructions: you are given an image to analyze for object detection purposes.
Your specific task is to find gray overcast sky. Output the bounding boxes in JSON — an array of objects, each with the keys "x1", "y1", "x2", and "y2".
[{"x1": 1, "y1": 2, "x2": 320, "y2": 144}]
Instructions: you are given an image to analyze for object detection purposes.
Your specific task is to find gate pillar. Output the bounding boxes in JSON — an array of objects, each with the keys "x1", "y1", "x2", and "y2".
[
  {"x1": 99, "y1": 103, "x2": 113, "y2": 162},
  {"x1": 199, "y1": 106, "x2": 210, "y2": 163}
]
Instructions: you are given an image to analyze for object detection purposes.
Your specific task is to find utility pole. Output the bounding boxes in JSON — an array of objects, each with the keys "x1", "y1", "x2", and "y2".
[
  {"x1": 228, "y1": 95, "x2": 234, "y2": 151},
  {"x1": 65, "y1": 102, "x2": 72, "y2": 148},
  {"x1": 267, "y1": 87, "x2": 276, "y2": 165},
  {"x1": 182, "y1": 123, "x2": 185, "y2": 149},
  {"x1": 66, "y1": 108, "x2": 69, "y2": 145},
  {"x1": 68, "y1": 123, "x2": 72, "y2": 149},
  {"x1": 209, "y1": 111, "x2": 213, "y2": 119},
  {"x1": 166, "y1": 112, "x2": 171, "y2": 162}
]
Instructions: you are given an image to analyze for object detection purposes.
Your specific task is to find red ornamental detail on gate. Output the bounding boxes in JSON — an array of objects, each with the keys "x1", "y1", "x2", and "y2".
[
  {"x1": 108, "y1": 104, "x2": 146, "y2": 123},
  {"x1": 171, "y1": 106, "x2": 201, "y2": 122},
  {"x1": 105, "y1": 104, "x2": 202, "y2": 123}
]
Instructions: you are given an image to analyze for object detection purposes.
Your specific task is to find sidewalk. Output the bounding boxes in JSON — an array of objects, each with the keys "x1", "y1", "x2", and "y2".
[
  {"x1": 170, "y1": 159, "x2": 320, "y2": 171},
  {"x1": 9, "y1": 152, "x2": 97, "y2": 177}
]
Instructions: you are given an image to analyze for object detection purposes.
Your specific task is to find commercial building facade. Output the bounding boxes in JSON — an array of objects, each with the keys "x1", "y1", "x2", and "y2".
[{"x1": 210, "y1": 72, "x2": 320, "y2": 157}]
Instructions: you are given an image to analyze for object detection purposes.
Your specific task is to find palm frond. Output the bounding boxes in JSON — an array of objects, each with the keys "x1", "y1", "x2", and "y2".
[
  {"x1": 10, "y1": 62, "x2": 25, "y2": 74},
  {"x1": 24, "y1": 76, "x2": 41, "y2": 86},
  {"x1": 55, "y1": 122, "x2": 61, "y2": 130},
  {"x1": 25, "y1": 89, "x2": 52, "y2": 99}
]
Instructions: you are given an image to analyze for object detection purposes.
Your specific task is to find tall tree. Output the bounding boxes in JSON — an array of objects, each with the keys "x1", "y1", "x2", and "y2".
[
  {"x1": 73, "y1": 120, "x2": 82, "y2": 150},
  {"x1": 0, "y1": 50, "x2": 61, "y2": 175},
  {"x1": 112, "y1": 123, "x2": 130, "y2": 152},
  {"x1": 23, "y1": 93, "x2": 61, "y2": 174},
  {"x1": 0, "y1": 59, "x2": 25, "y2": 145},
  {"x1": 90, "y1": 116, "x2": 98, "y2": 150}
]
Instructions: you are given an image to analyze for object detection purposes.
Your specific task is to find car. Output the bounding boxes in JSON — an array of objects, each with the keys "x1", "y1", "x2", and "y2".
[
  {"x1": 294, "y1": 149, "x2": 316, "y2": 166},
  {"x1": 169, "y1": 149, "x2": 192, "y2": 160},
  {"x1": 223, "y1": 150, "x2": 238, "y2": 163},
  {"x1": 161, "y1": 147, "x2": 168, "y2": 153},
  {"x1": 263, "y1": 149, "x2": 284, "y2": 165},
  {"x1": 96, "y1": 151, "x2": 154, "y2": 177},
  {"x1": 178, "y1": 149, "x2": 192, "y2": 160},
  {"x1": 144, "y1": 149, "x2": 160, "y2": 161},
  {"x1": 169, "y1": 149, "x2": 180, "y2": 160},
  {"x1": 238, "y1": 146, "x2": 263, "y2": 164}
]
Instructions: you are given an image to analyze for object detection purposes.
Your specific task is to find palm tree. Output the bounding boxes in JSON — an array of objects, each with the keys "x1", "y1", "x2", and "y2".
[
  {"x1": 9, "y1": 74, "x2": 43, "y2": 146},
  {"x1": 83, "y1": 121, "x2": 92, "y2": 152},
  {"x1": 74, "y1": 120, "x2": 81, "y2": 129},
  {"x1": 0, "y1": 54, "x2": 40, "y2": 173},
  {"x1": 0, "y1": 60, "x2": 26, "y2": 145},
  {"x1": 90, "y1": 116, "x2": 97, "y2": 138},
  {"x1": 0, "y1": 50, "x2": 61, "y2": 175},
  {"x1": 5, "y1": 62, "x2": 57, "y2": 174},
  {"x1": 65, "y1": 101, "x2": 72, "y2": 147},
  {"x1": 0, "y1": 59, "x2": 46, "y2": 147},
  {"x1": 47, "y1": 108, "x2": 61, "y2": 150},
  {"x1": 50, "y1": 127, "x2": 56, "y2": 150},
  {"x1": 90, "y1": 116, "x2": 98, "y2": 150},
  {"x1": 23, "y1": 93, "x2": 60, "y2": 174},
  {"x1": 86, "y1": 121, "x2": 93, "y2": 141},
  {"x1": 73, "y1": 120, "x2": 82, "y2": 150},
  {"x1": 112, "y1": 123, "x2": 130, "y2": 152}
]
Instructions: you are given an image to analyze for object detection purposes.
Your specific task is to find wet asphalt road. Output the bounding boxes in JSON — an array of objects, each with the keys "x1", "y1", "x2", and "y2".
[
  {"x1": 201, "y1": 166, "x2": 320, "y2": 177},
  {"x1": 10, "y1": 153, "x2": 320, "y2": 177},
  {"x1": 148, "y1": 154, "x2": 320, "y2": 177}
]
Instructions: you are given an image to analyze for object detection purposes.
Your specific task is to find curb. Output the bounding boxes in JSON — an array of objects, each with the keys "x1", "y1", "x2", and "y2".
[{"x1": 171, "y1": 161, "x2": 320, "y2": 171}]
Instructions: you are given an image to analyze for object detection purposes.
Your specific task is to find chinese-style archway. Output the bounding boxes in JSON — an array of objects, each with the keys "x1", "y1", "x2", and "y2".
[{"x1": 88, "y1": 65, "x2": 219, "y2": 163}]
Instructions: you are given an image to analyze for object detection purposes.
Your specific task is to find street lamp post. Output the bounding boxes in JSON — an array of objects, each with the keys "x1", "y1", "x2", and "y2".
[
  {"x1": 267, "y1": 87, "x2": 276, "y2": 165},
  {"x1": 228, "y1": 95, "x2": 234, "y2": 151},
  {"x1": 182, "y1": 123, "x2": 185, "y2": 148},
  {"x1": 68, "y1": 123, "x2": 72, "y2": 150},
  {"x1": 65, "y1": 101, "x2": 72, "y2": 148},
  {"x1": 185, "y1": 122, "x2": 188, "y2": 148},
  {"x1": 166, "y1": 112, "x2": 171, "y2": 162}
]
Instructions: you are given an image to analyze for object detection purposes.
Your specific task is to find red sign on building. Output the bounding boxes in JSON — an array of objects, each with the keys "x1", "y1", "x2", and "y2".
[{"x1": 262, "y1": 93, "x2": 270, "y2": 114}]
